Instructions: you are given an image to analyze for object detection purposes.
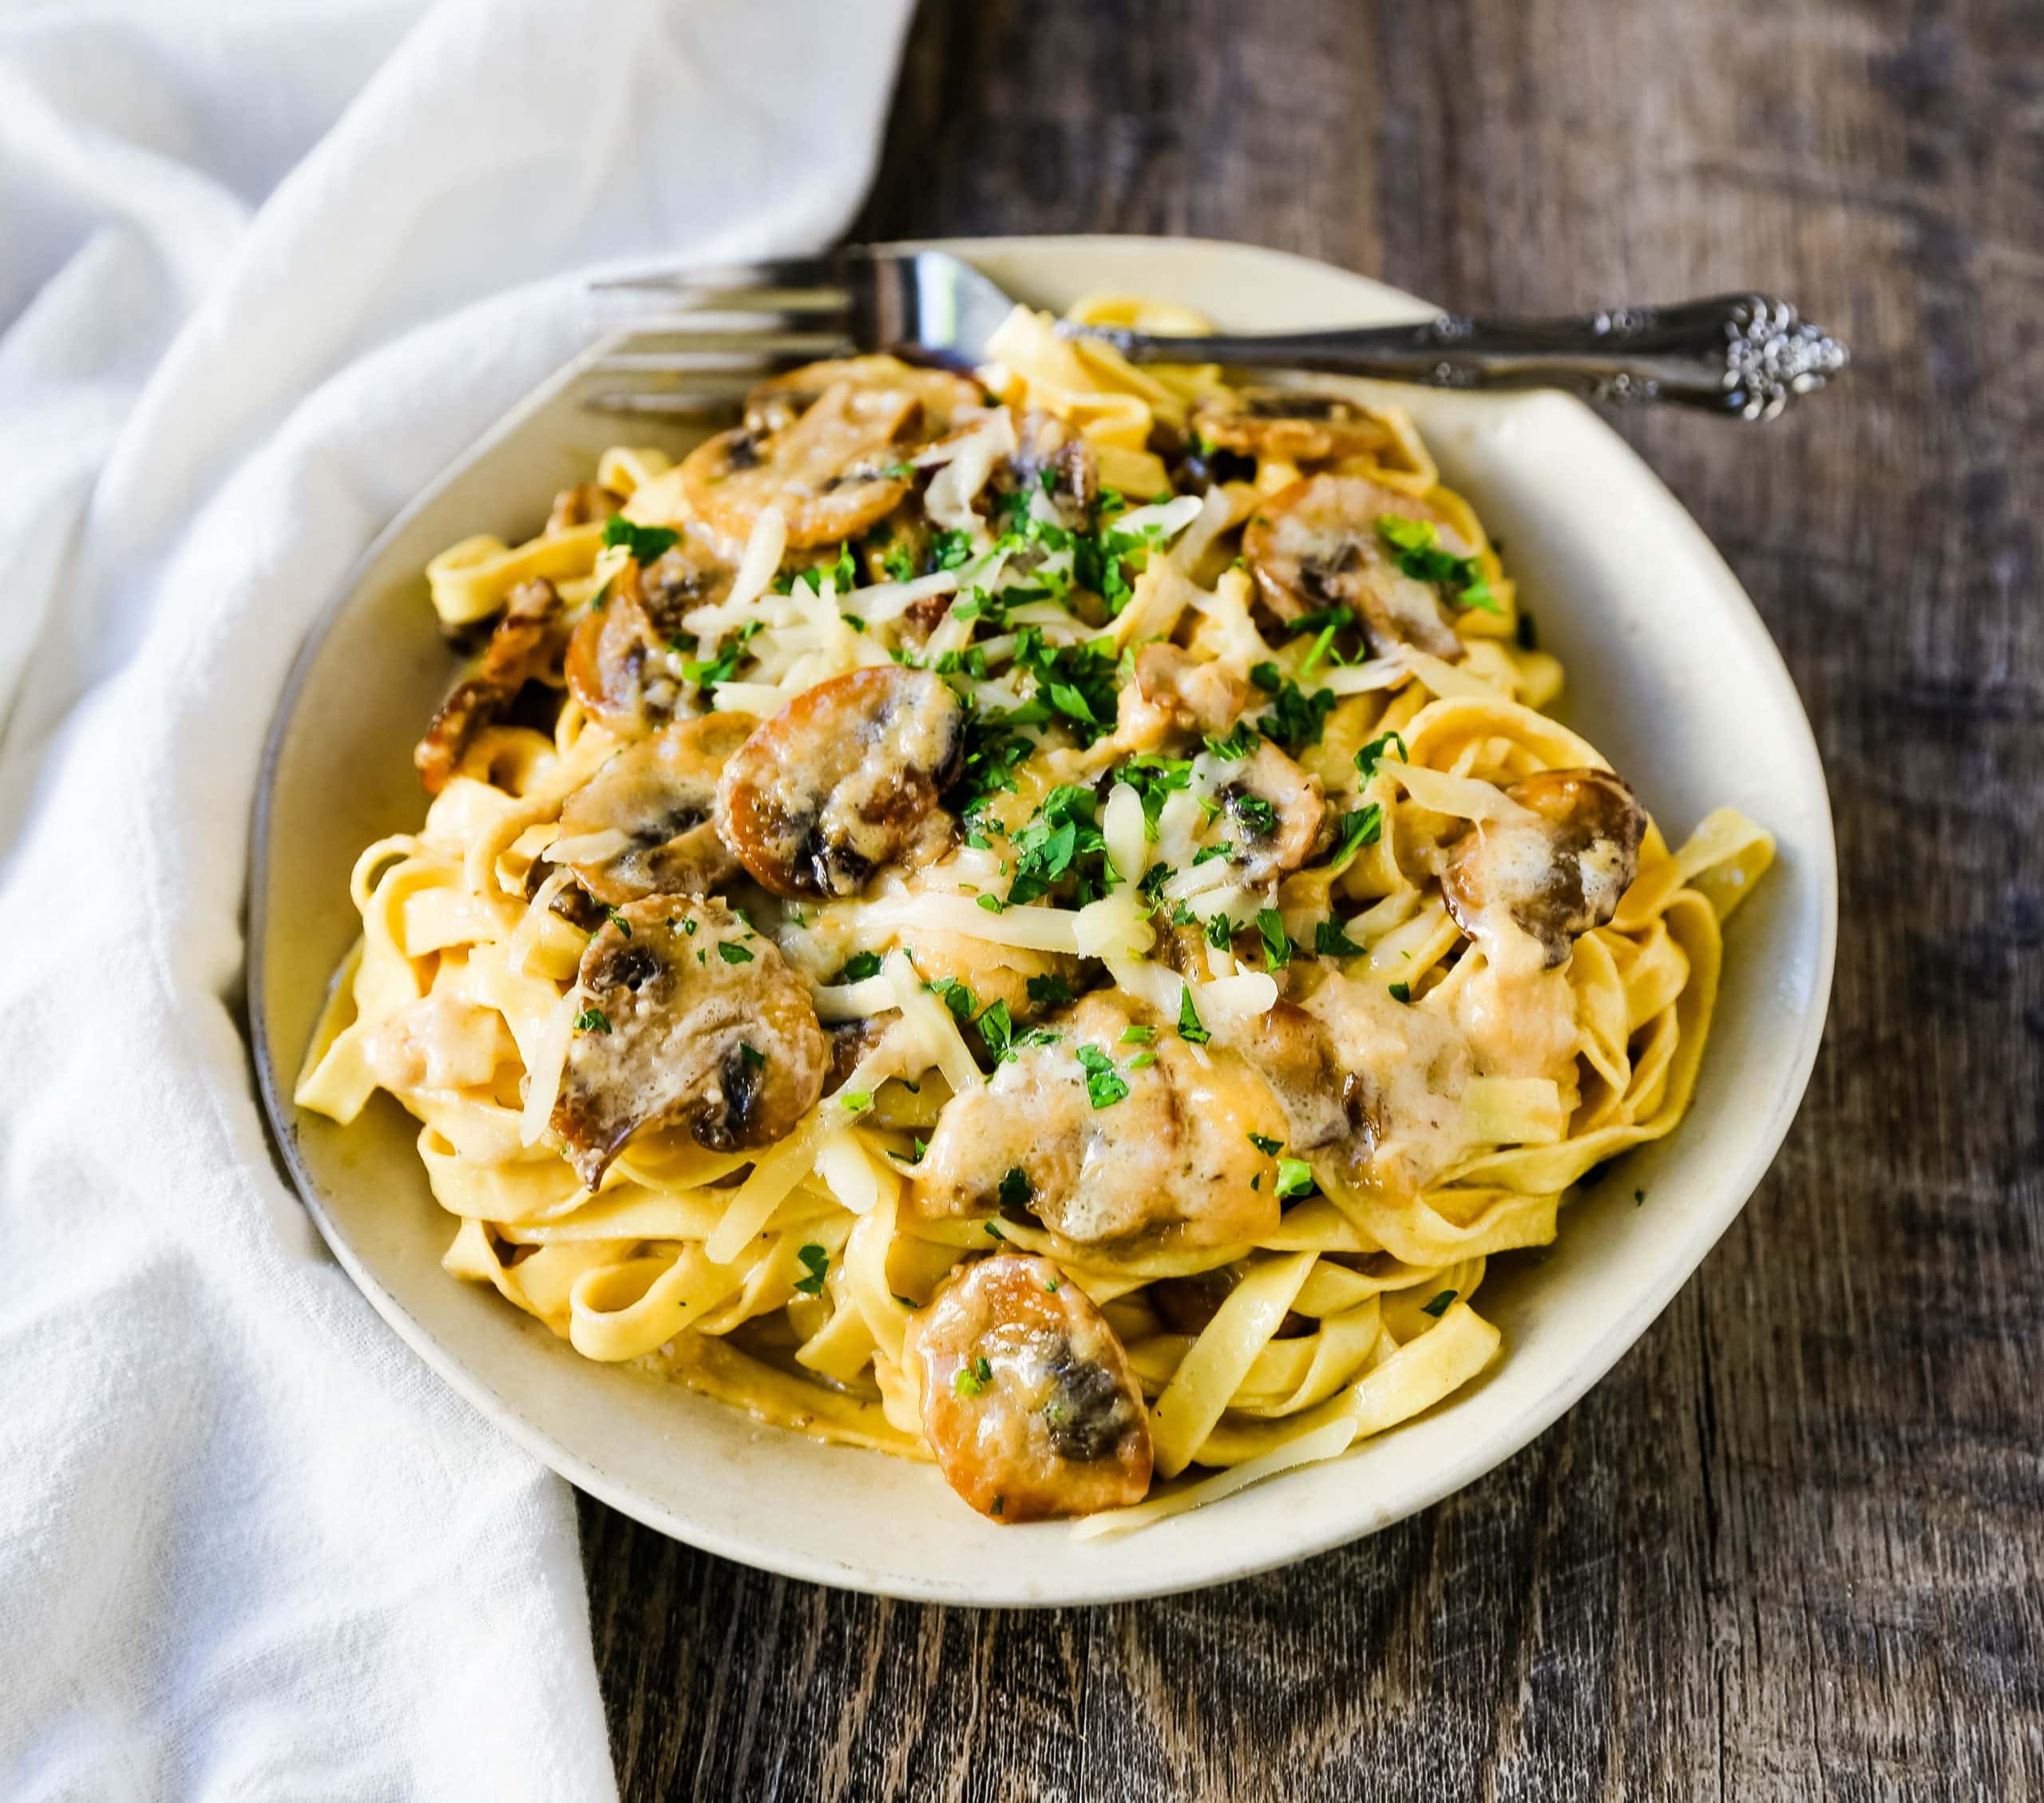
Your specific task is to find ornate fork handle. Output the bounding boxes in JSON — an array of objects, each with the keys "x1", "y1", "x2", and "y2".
[{"x1": 1068, "y1": 294, "x2": 1848, "y2": 420}]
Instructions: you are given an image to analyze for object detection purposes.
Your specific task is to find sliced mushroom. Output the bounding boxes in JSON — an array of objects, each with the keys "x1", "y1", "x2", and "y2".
[
  {"x1": 564, "y1": 537, "x2": 734, "y2": 737},
  {"x1": 743, "y1": 356, "x2": 985, "y2": 440},
  {"x1": 1242, "y1": 474, "x2": 1466, "y2": 660},
  {"x1": 906, "y1": 1252, "x2": 1151, "y2": 1521},
  {"x1": 551, "y1": 713, "x2": 756, "y2": 905},
  {"x1": 1132, "y1": 643, "x2": 1251, "y2": 738},
  {"x1": 545, "y1": 481, "x2": 624, "y2": 536},
  {"x1": 1202, "y1": 740, "x2": 1327, "y2": 885},
  {"x1": 415, "y1": 577, "x2": 567, "y2": 794},
  {"x1": 1231, "y1": 999, "x2": 1354, "y2": 1151},
  {"x1": 718, "y1": 667, "x2": 965, "y2": 898},
  {"x1": 550, "y1": 898, "x2": 826, "y2": 1187},
  {"x1": 1441, "y1": 767, "x2": 1646, "y2": 970},
  {"x1": 909, "y1": 993, "x2": 1286, "y2": 1248},
  {"x1": 683, "y1": 357, "x2": 984, "y2": 550},
  {"x1": 992, "y1": 408, "x2": 1098, "y2": 521},
  {"x1": 1190, "y1": 389, "x2": 1396, "y2": 463}
]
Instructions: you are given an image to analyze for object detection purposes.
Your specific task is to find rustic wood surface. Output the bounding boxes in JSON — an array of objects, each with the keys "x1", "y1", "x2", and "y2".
[{"x1": 577, "y1": 1, "x2": 2044, "y2": 1795}]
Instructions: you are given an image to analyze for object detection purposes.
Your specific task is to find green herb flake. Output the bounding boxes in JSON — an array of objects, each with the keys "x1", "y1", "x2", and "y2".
[
  {"x1": 1177, "y1": 987, "x2": 1210, "y2": 1045},
  {"x1": 1275, "y1": 1158, "x2": 1314, "y2": 1199},
  {"x1": 1075, "y1": 1044, "x2": 1130, "y2": 1109},
  {"x1": 997, "y1": 1167, "x2": 1032, "y2": 1211},
  {"x1": 953, "y1": 1356, "x2": 993, "y2": 1399},
  {"x1": 1027, "y1": 973, "x2": 1075, "y2": 1008},
  {"x1": 739, "y1": 1043, "x2": 766, "y2": 1072},
  {"x1": 839, "y1": 950, "x2": 883, "y2": 983},
  {"x1": 1127, "y1": 1050, "x2": 1156, "y2": 1069},
  {"x1": 1248, "y1": 1132, "x2": 1283, "y2": 1155},
  {"x1": 601, "y1": 517, "x2": 679, "y2": 563},
  {"x1": 793, "y1": 1243, "x2": 830, "y2": 1298},
  {"x1": 1329, "y1": 803, "x2": 1384, "y2": 868},
  {"x1": 602, "y1": 906, "x2": 632, "y2": 938},
  {"x1": 1388, "y1": 981, "x2": 1412, "y2": 1003},
  {"x1": 1375, "y1": 516, "x2": 1499, "y2": 613},
  {"x1": 1315, "y1": 919, "x2": 1365, "y2": 959},
  {"x1": 1355, "y1": 731, "x2": 1410, "y2": 780},
  {"x1": 717, "y1": 941, "x2": 755, "y2": 965},
  {"x1": 1421, "y1": 1288, "x2": 1458, "y2": 1318},
  {"x1": 573, "y1": 1008, "x2": 611, "y2": 1034},
  {"x1": 1119, "y1": 1024, "x2": 1156, "y2": 1044},
  {"x1": 838, "y1": 1089, "x2": 873, "y2": 1115},
  {"x1": 1634, "y1": 1187, "x2": 1646, "y2": 1207},
  {"x1": 1255, "y1": 906, "x2": 1293, "y2": 970}
]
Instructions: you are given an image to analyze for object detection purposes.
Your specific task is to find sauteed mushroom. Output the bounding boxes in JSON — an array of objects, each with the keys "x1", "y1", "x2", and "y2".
[
  {"x1": 1190, "y1": 389, "x2": 1395, "y2": 463},
  {"x1": 910, "y1": 994, "x2": 1285, "y2": 1248},
  {"x1": 682, "y1": 358, "x2": 986, "y2": 549},
  {"x1": 545, "y1": 481, "x2": 624, "y2": 536},
  {"x1": 1242, "y1": 474, "x2": 1466, "y2": 660},
  {"x1": 565, "y1": 536, "x2": 734, "y2": 737},
  {"x1": 415, "y1": 577, "x2": 566, "y2": 794},
  {"x1": 992, "y1": 408, "x2": 1098, "y2": 521},
  {"x1": 1131, "y1": 642, "x2": 1251, "y2": 738},
  {"x1": 906, "y1": 1253, "x2": 1151, "y2": 1521},
  {"x1": 550, "y1": 898, "x2": 826, "y2": 1187},
  {"x1": 1207, "y1": 740, "x2": 1326, "y2": 885},
  {"x1": 1441, "y1": 767, "x2": 1646, "y2": 970},
  {"x1": 550, "y1": 713, "x2": 755, "y2": 905},
  {"x1": 718, "y1": 667, "x2": 965, "y2": 898}
]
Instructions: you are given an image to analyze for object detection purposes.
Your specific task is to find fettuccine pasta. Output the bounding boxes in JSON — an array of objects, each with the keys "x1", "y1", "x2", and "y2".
[{"x1": 297, "y1": 295, "x2": 1772, "y2": 1531}]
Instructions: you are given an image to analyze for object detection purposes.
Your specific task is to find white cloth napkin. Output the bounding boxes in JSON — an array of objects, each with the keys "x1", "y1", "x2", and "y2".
[{"x1": 0, "y1": 2, "x2": 913, "y2": 1794}]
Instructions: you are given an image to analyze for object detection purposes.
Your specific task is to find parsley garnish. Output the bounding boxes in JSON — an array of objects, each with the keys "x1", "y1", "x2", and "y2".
[
  {"x1": 793, "y1": 1244, "x2": 830, "y2": 1298},
  {"x1": 1420, "y1": 1289, "x2": 1457, "y2": 1317},
  {"x1": 997, "y1": 1167, "x2": 1032, "y2": 1211},
  {"x1": 1255, "y1": 907, "x2": 1293, "y2": 970},
  {"x1": 1119, "y1": 755, "x2": 1194, "y2": 836},
  {"x1": 1119, "y1": 1024, "x2": 1156, "y2": 1044},
  {"x1": 1202, "y1": 721, "x2": 1260, "y2": 761},
  {"x1": 1275, "y1": 1158, "x2": 1314, "y2": 1199},
  {"x1": 953, "y1": 1357, "x2": 992, "y2": 1398},
  {"x1": 930, "y1": 529, "x2": 974, "y2": 570},
  {"x1": 1177, "y1": 987, "x2": 1210, "y2": 1045},
  {"x1": 1356, "y1": 732, "x2": 1409, "y2": 779},
  {"x1": 1248, "y1": 1132, "x2": 1282, "y2": 1155},
  {"x1": 1388, "y1": 981, "x2": 1412, "y2": 1002},
  {"x1": 601, "y1": 517, "x2": 679, "y2": 563},
  {"x1": 1316, "y1": 919, "x2": 1365, "y2": 958},
  {"x1": 1026, "y1": 973, "x2": 1075, "y2": 1008},
  {"x1": 574, "y1": 1008, "x2": 611, "y2": 1034},
  {"x1": 1008, "y1": 783, "x2": 1113, "y2": 905},
  {"x1": 1230, "y1": 791, "x2": 1278, "y2": 838},
  {"x1": 1075, "y1": 1044, "x2": 1130, "y2": 1109},
  {"x1": 839, "y1": 951, "x2": 883, "y2": 983},
  {"x1": 1376, "y1": 516, "x2": 1499, "y2": 612},
  {"x1": 602, "y1": 906, "x2": 632, "y2": 938},
  {"x1": 881, "y1": 543, "x2": 916, "y2": 584},
  {"x1": 717, "y1": 942, "x2": 754, "y2": 965},
  {"x1": 1127, "y1": 1050, "x2": 1156, "y2": 1069},
  {"x1": 1205, "y1": 911, "x2": 1235, "y2": 952},
  {"x1": 838, "y1": 1089, "x2": 872, "y2": 1114},
  {"x1": 1329, "y1": 802, "x2": 1384, "y2": 868},
  {"x1": 1255, "y1": 675, "x2": 1338, "y2": 751},
  {"x1": 679, "y1": 619, "x2": 761, "y2": 688},
  {"x1": 975, "y1": 998, "x2": 1016, "y2": 1063}
]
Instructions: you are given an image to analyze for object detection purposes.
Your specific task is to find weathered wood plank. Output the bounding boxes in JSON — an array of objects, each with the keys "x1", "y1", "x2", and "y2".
[{"x1": 583, "y1": 0, "x2": 2044, "y2": 1795}]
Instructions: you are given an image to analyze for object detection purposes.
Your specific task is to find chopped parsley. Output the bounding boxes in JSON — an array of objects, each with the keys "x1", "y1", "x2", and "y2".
[
  {"x1": 679, "y1": 619, "x2": 762, "y2": 688},
  {"x1": 1388, "y1": 981, "x2": 1412, "y2": 1002},
  {"x1": 1026, "y1": 973, "x2": 1075, "y2": 1008},
  {"x1": 1275, "y1": 1158, "x2": 1315, "y2": 1199},
  {"x1": 838, "y1": 1089, "x2": 873, "y2": 1115},
  {"x1": 1420, "y1": 1289, "x2": 1458, "y2": 1317},
  {"x1": 716, "y1": 941, "x2": 754, "y2": 965},
  {"x1": 1356, "y1": 732, "x2": 1409, "y2": 779},
  {"x1": 930, "y1": 528, "x2": 974, "y2": 570},
  {"x1": 602, "y1": 906, "x2": 632, "y2": 938},
  {"x1": 880, "y1": 542, "x2": 916, "y2": 584},
  {"x1": 1008, "y1": 783, "x2": 1115, "y2": 905},
  {"x1": 601, "y1": 517, "x2": 679, "y2": 563},
  {"x1": 1255, "y1": 674, "x2": 1338, "y2": 751},
  {"x1": 793, "y1": 1244, "x2": 830, "y2": 1298},
  {"x1": 997, "y1": 1167, "x2": 1032, "y2": 1211},
  {"x1": 1315, "y1": 918, "x2": 1366, "y2": 959},
  {"x1": 1376, "y1": 516, "x2": 1499, "y2": 612},
  {"x1": 1205, "y1": 911, "x2": 1236, "y2": 952},
  {"x1": 1191, "y1": 843, "x2": 1231, "y2": 867},
  {"x1": 573, "y1": 1008, "x2": 611, "y2": 1034},
  {"x1": 1128, "y1": 1050, "x2": 1156, "y2": 1069},
  {"x1": 738, "y1": 1043, "x2": 766, "y2": 1072},
  {"x1": 1075, "y1": 1044, "x2": 1130, "y2": 1109},
  {"x1": 1230, "y1": 791, "x2": 1278, "y2": 838},
  {"x1": 1003, "y1": 631, "x2": 1122, "y2": 745},
  {"x1": 1119, "y1": 1024, "x2": 1156, "y2": 1044},
  {"x1": 974, "y1": 998, "x2": 1016, "y2": 1062},
  {"x1": 1247, "y1": 1132, "x2": 1283, "y2": 1155},
  {"x1": 1202, "y1": 721, "x2": 1261, "y2": 761},
  {"x1": 838, "y1": 951, "x2": 884, "y2": 983},
  {"x1": 1255, "y1": 907, "x2": 1293, "y2": 970},
  {"x1": 1329, "y1": 802, "x2": 1384, "y2": 869},
  {"x1": 1118, "y1": 755, "x2": 1194, "y2": 836},
  {"x1": 1177, "y1": 988, "x2": 1210, "y2": 1045},
  {"x1": 1634, "y1": 1187, "x2": 1647, "y2": 1207},
  {"x1": 953, "y1": 1357, "x2": 993, "y2": 1399}
]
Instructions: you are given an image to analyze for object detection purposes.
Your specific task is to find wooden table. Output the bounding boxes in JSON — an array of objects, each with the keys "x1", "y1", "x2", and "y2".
[{"x1": 580, "y1": 2, "x2": 2044, "y2": 1794}]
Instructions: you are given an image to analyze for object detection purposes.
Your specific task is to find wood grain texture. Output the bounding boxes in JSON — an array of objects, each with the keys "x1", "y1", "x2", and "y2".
[{"x1": 580, "y1": 1, "x2": 2044, "y2": 1795}]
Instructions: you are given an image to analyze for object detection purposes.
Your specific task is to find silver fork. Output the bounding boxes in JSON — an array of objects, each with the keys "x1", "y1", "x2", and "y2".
[{"x1": 584, "y1": 244, "x2": 1848, "y2": 423}]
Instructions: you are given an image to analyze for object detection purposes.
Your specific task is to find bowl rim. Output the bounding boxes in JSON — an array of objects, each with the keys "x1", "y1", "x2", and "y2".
[{"x1": 248, "y1": 232, "x2": 1838, "y2": 1604}]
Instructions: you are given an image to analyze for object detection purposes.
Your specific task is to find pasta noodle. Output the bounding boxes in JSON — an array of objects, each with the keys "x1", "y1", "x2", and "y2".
[{"x1": 297, "y1": 301, "x2": 1771, "y2": 1530}]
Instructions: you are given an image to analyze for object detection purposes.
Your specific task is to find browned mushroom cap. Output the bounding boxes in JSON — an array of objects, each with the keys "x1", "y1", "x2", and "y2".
[
  {"x1": 549, "y1": 898, "x2": 826, "y2": 1187},
  {"x1": 1206, "y1": 740, "x2": 1327, "y2": 885},
  {"x1": 1132, "y1": 642, "x2": 1251, "y2": 737},
  {"x1": 909, "y1": 993, "x2": 1285, "y2": 1248},
  {"x1": 906, "y1": 1253, "x2": 1151, "y2": 1522},
  {"x1": 683, "y1": 358, "x2": 987, "y2": 550},
  {"x1": 717, "y1": 666, "x2": 965, "y2": 899},
  {"x1": 565, "y1": 537, "x2": 734, "y2": 737},
  {"x1": 1190, "y1": 389, "x2": 1396, "y2": 463},
  {"x1": 552, "y1": 713, "x2": 756, "y2": 906},
  {"x1": 415, "y1": 577, "x2": 567, "y2": 794},
  {"x1": 1440, "y1": 767, "x2": 1647, "y2": 969},
  {"x1": 545, "y1": 481, "x2": 624, "y2": 536},
  {"x1": 992, "y1": 408, "x2": 1098, "y2": 521},
  {"x1": 743, "y1": 356, "x2": 985, "y2": 439},
  {"x1": 1242, "y1": 474, "x2": 1465, "y2": 660}
]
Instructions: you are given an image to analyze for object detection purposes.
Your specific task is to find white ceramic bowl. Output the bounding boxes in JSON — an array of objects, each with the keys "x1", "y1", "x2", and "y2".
[{"x1": 251, "y1": 236, "x2": 1836, "y2": 1605}]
